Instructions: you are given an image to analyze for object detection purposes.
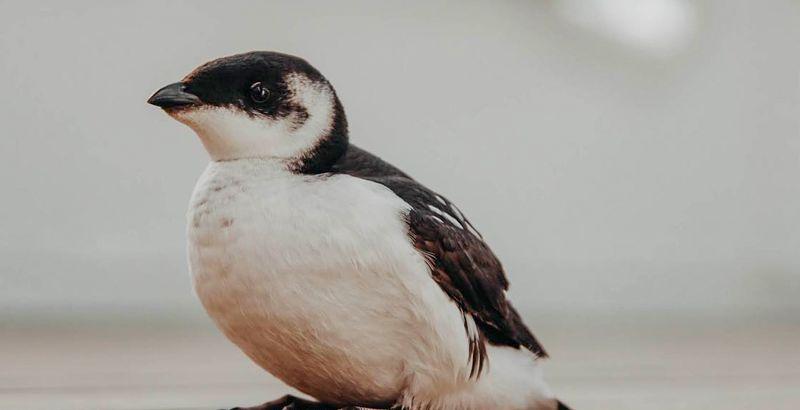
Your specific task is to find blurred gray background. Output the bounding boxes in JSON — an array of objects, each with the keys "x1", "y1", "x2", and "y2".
[{"x1": 1, "y1": 1, "x2": 798, "y2": 409}]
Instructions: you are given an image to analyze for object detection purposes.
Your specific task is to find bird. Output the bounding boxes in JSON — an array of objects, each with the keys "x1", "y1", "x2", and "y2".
[{"x1": 148, "y1": 51, "x2": 571, "y2": 410}]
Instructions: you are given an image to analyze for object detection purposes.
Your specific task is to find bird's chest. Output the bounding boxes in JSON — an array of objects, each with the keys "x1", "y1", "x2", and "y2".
[
  {"x1": 187, "y1": 162, "x2": 412, "y2": 318},
  {"x1": 185, "y1": 161, "x2": 423, "y2": 403}
]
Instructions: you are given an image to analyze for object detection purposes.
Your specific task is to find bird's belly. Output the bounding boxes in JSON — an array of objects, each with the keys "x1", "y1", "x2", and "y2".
[
  {"x1": 193, "y1": 248, "x2": 410, "y2": 405},
  {"x1": 186, "y1": 164, "x2": 466, "y2": 406}
]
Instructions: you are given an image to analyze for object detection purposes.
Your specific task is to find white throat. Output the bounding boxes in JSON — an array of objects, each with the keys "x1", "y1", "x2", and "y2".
[{"x1": 172, "y1": 74, "x2": 335, "y2": 162}]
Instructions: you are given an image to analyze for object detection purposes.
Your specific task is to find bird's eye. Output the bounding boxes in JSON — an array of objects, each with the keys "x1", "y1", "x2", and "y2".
[{"x1": 249, "y1": 82, "x2": 270, "y2": 103}]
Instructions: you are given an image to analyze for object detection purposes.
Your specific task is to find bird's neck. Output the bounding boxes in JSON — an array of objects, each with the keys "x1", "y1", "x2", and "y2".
[{"x1": 292, "y1": 95, "x2": 349, "y2": 174}]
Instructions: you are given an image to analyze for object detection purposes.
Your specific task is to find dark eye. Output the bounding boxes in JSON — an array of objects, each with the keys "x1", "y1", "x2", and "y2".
[{"x1": 249, "y1": 82, "x2": 270, "y2": 103}]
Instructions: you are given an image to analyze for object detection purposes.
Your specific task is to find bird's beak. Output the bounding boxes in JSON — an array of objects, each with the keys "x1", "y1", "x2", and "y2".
[{"x1": 147, "y1": 82, "x2": 201, "y2": 109}]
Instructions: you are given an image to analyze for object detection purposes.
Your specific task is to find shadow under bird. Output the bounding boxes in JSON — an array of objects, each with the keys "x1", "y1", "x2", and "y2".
[{"x1": 148, "y1": 51, "x2": 572, "y2": 410}]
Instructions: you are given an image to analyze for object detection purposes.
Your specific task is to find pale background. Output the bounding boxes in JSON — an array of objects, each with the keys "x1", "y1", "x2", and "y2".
[{"x1": 1, "y1": 1, "x2": 798, "y2": 409}]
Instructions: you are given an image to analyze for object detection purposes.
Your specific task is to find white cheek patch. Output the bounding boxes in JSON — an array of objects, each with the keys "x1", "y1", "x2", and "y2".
[
  {"x1": 171, "y1": 74, "x2": 335, "y2": 162},
  {"x1": 283, "y1": 73, "x2": 336, "y2": 155}
]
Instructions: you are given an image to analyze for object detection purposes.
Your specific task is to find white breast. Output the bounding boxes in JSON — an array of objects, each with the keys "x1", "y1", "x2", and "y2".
[{"x1": 186, "y1": 159, "x2": 470, "y2": 407}]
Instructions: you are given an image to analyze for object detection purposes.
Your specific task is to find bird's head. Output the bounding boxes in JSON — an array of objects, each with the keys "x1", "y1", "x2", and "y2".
[{"x1": 148, "y1": 51, "x2": 348, "y2": 173}]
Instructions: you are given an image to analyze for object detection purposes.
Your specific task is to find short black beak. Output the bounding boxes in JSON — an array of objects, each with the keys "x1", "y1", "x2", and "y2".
[{"x1": 147, "y1": 82, "x2": 201, "y2": 109}]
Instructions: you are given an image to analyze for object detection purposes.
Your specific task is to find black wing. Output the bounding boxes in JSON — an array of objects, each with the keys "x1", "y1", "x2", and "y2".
[{"x1": 332, "y1": 145, "x2": 547, "y2": 376}]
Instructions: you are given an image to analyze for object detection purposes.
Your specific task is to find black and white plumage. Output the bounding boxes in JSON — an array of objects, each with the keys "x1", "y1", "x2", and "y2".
[
  {"x1": 332, "y1": 146, "x2": 549, "y2": 374},
  {"x1": 148, "y1": 51, "x2": 569, "y2": 410}
]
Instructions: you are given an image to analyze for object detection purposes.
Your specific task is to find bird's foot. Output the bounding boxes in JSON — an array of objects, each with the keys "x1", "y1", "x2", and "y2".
[{"x1": 226, "y1": 394, "x2": 342, "y2": 410}]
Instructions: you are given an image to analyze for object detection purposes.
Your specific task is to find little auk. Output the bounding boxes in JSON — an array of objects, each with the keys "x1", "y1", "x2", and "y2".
[{"x1": 148, "y1": 51, "x2": 571, "y2": 410}]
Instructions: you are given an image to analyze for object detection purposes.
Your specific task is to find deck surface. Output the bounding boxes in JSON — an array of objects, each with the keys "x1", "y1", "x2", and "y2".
[{"x1": 2, "y1": 315, "x2": 798, "y2": 409}]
